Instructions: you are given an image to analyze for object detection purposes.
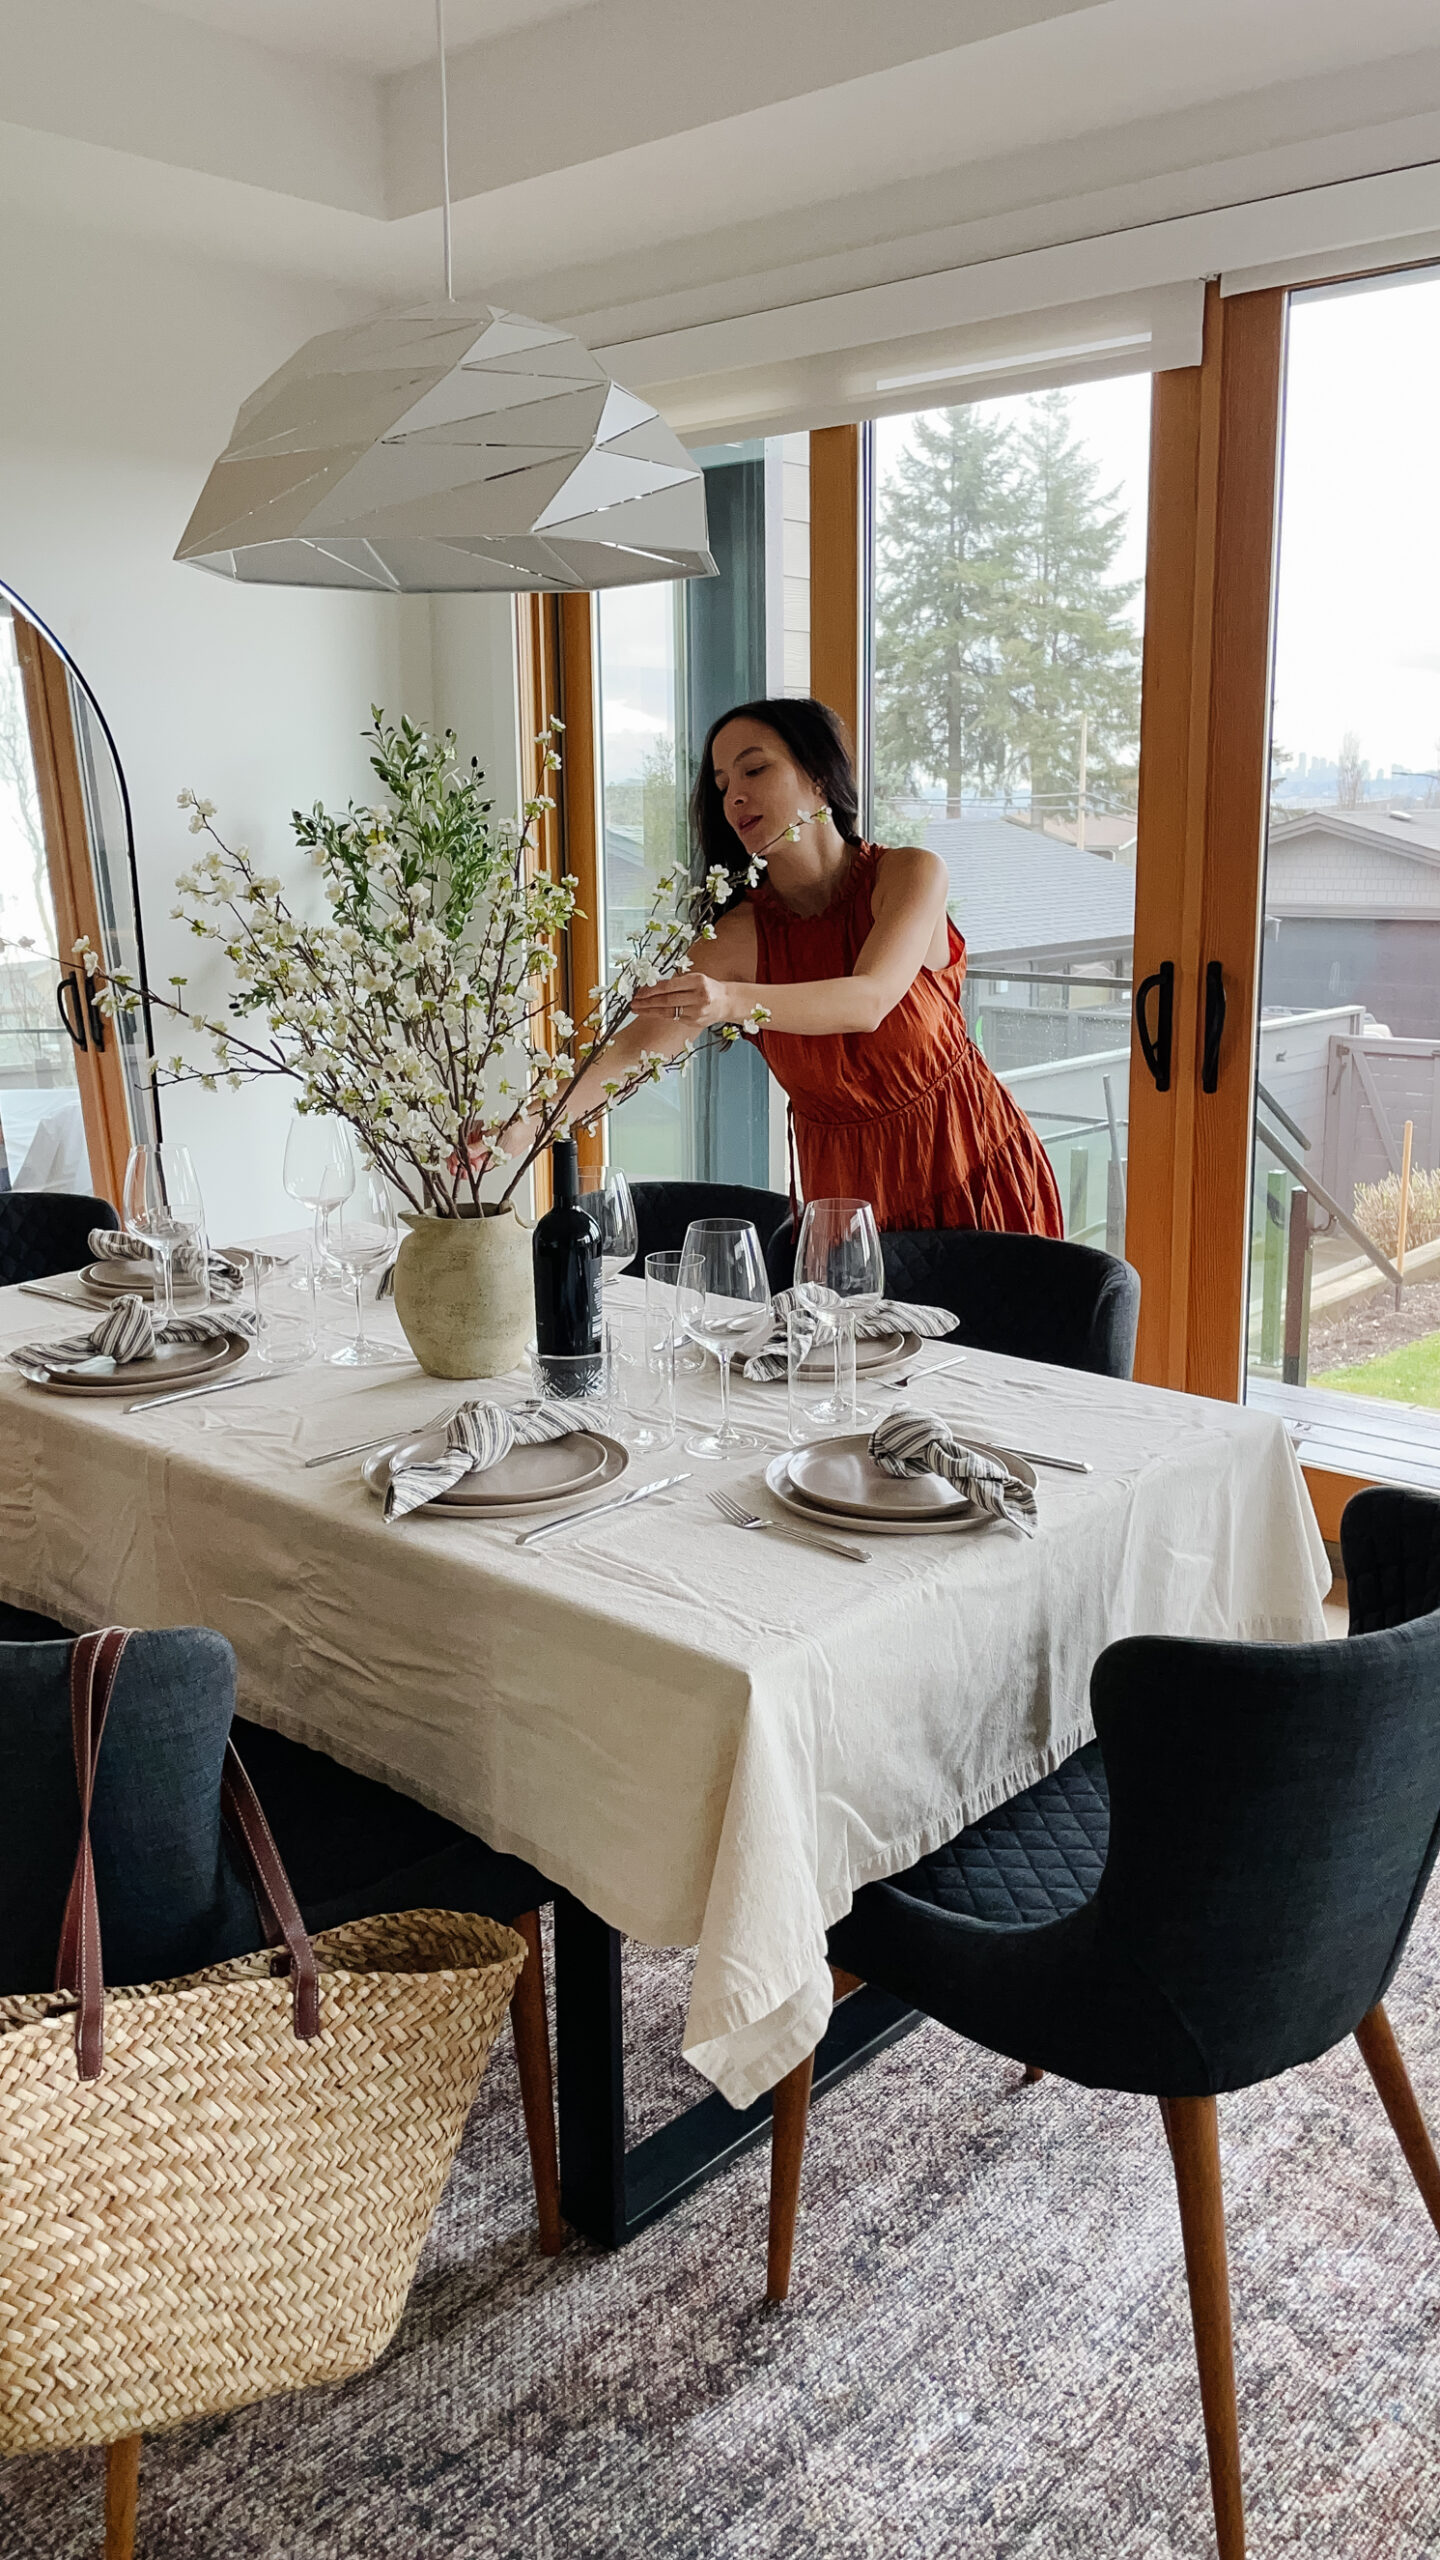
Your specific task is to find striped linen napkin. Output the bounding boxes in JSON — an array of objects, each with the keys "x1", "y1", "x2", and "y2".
[
  {"x1": 742, "y1": 1289, "x2": 958, "y2": 1382},
  {"x1": 869, "y1": 1405, "x2": 1038, "y2": 1536},
  {"x1": 384, "y1": 1398, "x2": 599, "y2": 1523},
  {"x1": 9, "y1": 1293, "x2": 252, "y2": 1382},
  {"x1": 88, "y1": 1226, "x2": 246, "y2": 1299}
]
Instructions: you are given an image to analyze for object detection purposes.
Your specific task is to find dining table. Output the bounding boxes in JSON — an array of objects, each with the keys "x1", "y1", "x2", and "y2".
[{"x1": 0, "y1": 1264, "x2": 1331, "y2": 2247}]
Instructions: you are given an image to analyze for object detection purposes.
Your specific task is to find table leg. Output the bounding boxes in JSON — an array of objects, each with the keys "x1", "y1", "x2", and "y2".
[{"x1": 553, "y1": 1888, "x2": 917, "y2": 2249}]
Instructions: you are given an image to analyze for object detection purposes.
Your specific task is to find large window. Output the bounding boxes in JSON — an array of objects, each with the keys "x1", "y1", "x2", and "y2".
[
  {"x1": 1244, "y1": 265, "x2": 1440, "y2": 1477},
  {"x1": 869, "y1": 379, "x2": 1151, "y2": 1250},
  {"x1": 595, "y1": 437, "x2": 809, "y2": 1182}
]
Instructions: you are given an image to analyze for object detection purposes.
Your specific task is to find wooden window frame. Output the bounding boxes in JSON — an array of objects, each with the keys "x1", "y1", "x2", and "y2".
[
  {"x1": 514, "y1": 591, "x2": 606, "y2": 1206},
  {"x1": 12, "y1": 614, "x2": 134, "y2": 1203}
]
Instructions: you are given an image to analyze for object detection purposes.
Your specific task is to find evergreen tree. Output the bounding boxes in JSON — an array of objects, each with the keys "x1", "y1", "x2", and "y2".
[
  {"x1": 873, "y1": 390, "x2": 1142, "y2": 826},
  {"x1": 873, "y1": 404, "x2": 1021, "y2": 819},
  {"x1": 1001, "y1": 392, "x2": 1141, "y2": 824}
]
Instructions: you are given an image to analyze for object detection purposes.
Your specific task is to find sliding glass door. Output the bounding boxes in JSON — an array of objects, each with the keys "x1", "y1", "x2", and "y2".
[
  {"x1": 1241, "y1": 264, "x2": 1440, "y2": 1490},
  {"x1": 867, "y1": 376, "x2": 1151, "y2": 1252}
]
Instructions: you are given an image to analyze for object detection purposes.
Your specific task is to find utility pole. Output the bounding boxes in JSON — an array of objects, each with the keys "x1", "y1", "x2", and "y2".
[{"x1": 1076, "y1": 711, "x2": 1088, "y2": 853}]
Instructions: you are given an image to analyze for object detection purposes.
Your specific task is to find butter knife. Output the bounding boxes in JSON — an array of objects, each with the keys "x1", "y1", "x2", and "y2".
[
  {"x1": 126, "y1": 1368, "x2": 279, "y2": 1414},
  {"x1": 515, "y1": 1472, "x2": 691, "y2": 1546}
]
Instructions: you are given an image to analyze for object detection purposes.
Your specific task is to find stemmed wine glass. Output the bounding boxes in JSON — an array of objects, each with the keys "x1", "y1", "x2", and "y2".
[
  {"x1": 283, "y1": 1116, "x2": 356, "y2": 1285},
  {"x1": 122, "y1": 1143, "x2": 204, "y2": 1330},
  {"x1": 677, "y1": 1217, "x2": 772, "y2": 1459},
  {"x1": 326, "y1": 1165, "x2": 404, "y2": 1367},
  {"x1": 577, "y1": 1166, "x2": 639, "y2": 1291},
  {"x1": 795, "y1": 1197, "x2": 885, "y2": 1428}
]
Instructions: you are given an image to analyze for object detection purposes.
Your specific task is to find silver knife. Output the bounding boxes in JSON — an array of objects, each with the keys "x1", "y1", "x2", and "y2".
[
  {"x1": 989, "y1": 1442, "x2": 1091, "y2": 1475},
  {"x1": 515, "y1": 1472, "x2": 691, "y2": 1546},
  {"x1": 126, "y1": 1368, "x2": 280, "y2": 1414},
  {"x1": 17, "y1": 1281, "x2": 102, "y2": 1309}
]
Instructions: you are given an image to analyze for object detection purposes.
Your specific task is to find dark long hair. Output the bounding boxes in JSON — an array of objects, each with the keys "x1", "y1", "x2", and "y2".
[{"x1": 689, "y1": 697, "x2": 861, "y2": 905}]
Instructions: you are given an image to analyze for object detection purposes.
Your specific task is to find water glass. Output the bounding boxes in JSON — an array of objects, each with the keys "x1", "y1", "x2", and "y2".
[
  {"x1": 283, "y1": 1116, "x2": 356, "y2": 1282},
  {"x1": 795, "y1": 1196, "x2": 884, "y2": 1428},
  {"x1": 677, "y1": 1218, "x2": 771, "y2": 1460},
  {"x1": 249, "y1": 1251, "x2": 318, "y2": 1373},
  {"x1": 526, "y1": 1342, "x2": 612, "y2": 1417},
  {"x1": 122, "y1": 1143, "x2": 204, "y2": 1330},
  {"x1": 612, "y1": 1297, "x2": 676, "y2": 1453},
  {"x1": 786, "y1": 1301, "x2": 849, "y2": 1444}
]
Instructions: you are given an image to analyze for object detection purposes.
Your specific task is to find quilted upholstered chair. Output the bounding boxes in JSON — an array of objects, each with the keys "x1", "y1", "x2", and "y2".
[
  {"x1": 0, "y1": 1190, "x2": 119, "y2": 1286},
  {"x1": 764, "y1": 1222, "x2": 1139, "y2": 1378},
  {"x1": 0, "y1": 1624, "x2": 562, "y2": 2254},
  {"x1": 621, "y1": 1179, "x2": 791, "y2": 1278},
  {"x1": 766, "y1": 1529, "x2": 1440, "y2": 2556}
]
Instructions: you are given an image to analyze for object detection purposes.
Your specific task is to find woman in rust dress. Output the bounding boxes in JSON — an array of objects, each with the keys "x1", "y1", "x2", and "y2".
[{"x1": 622, "y1": 697, "x2": 1062, "y2": 1235}]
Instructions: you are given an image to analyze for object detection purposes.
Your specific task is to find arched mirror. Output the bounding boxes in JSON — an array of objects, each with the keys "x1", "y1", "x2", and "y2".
[{"x1": 0, "y1": 589, "x2": 155, "y2": 1202}]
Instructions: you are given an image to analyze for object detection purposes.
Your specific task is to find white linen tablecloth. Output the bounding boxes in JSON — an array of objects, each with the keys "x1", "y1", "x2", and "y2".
[{"x1": 0, "y1": 1275, "x2": 1329, "y2": 2108}]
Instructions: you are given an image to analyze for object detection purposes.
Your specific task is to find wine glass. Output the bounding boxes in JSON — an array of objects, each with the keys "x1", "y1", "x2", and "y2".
[
  {"x1": 577, "y1": 1166, "x2": 639, "y2": 1291},
  {"x1": 677, "y1": 1218, "x2": 772, "y2": 1459},
  {"x1": 795, "y1": 1197, "x2": 885, "y2": 1428},
  {"x1": 122, "y1": 1143, "x2": 204, "y2": 1331},
  {"x1": 283, "y1": 1116, "x2": 356, "y2": 1283},
  {"x1": 326, "y1": 1165, "x2": 405, "y2": 1367}
]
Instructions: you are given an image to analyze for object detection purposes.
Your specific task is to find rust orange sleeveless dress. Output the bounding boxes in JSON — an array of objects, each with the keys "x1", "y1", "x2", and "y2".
[{"x1": 749, "y1": 843, "x2": 1063, "y2": 1235}]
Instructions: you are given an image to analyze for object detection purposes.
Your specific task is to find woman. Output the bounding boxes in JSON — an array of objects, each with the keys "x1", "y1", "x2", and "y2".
[{"x1": 576, "y1": 697, "x2": 1061, "y2": 1236}]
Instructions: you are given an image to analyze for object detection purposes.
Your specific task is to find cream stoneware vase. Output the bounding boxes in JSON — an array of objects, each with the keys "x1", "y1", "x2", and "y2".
[{"x1": 392, "y1": 1204, "x2": 531, "y2": 1380}]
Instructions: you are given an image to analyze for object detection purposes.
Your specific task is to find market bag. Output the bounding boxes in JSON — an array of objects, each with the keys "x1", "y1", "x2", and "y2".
[{"x1": 0, "y1": 1628, "x2": 525, "y2": 2455}]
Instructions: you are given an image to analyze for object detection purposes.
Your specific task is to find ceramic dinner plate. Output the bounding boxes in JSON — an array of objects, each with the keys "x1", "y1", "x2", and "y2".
[
  {"x1": 790, "y1": 1433, "x2": 972, "y2": 1518},
  {"x1": 27, "y1": 1330, "x2": 248, "y2": 1398},
  {"x1": 764, "y1": 1441, "x2": 1035, "y2": 1537},
  {"x1": 747, "y1": 1327, "x2": 920, "y2": 1380},
  {"x1": 375, "y1": 1426, "x2": 608, "y2": 1510},
  {"x1": 82, "y1": 1260, "x2": 160, "y2": 1296},
  {"x1": 363, "y1": 1431, "x2": 628, "y2": 1518}
]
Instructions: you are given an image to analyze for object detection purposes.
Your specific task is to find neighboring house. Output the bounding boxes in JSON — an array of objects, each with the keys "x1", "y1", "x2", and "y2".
[
  {"x1": 1263, "y1": 807, "x2": 1440, "y2": 1037},
  {"x1": 924, "y1": 818, "x2": 1135, "y2": 977}
]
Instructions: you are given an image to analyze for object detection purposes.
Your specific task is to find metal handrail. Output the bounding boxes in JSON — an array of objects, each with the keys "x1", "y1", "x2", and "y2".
[
  {"x1": 1255, "y1": 1080, "x2": 1310, "y2": 1151},
  {"x1": 1255, "y1": 1117, "x2": 1401, "y2": 1288}
]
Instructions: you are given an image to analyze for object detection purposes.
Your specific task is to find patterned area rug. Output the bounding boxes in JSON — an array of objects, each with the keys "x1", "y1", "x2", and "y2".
[{"x1": 4, "y1": 1900, "x2": 1440, "y2": 2558}]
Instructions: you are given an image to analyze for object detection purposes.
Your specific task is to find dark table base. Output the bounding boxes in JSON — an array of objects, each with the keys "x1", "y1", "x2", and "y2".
[{"x1": 553, "y1": 1889, "x2": 919, "y2": 2248}]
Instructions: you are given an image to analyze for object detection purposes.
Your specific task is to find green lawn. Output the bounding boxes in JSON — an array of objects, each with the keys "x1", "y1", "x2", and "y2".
[{"x1": 1312, "y1": 1328, "x2": 1440, "y2": 1408}]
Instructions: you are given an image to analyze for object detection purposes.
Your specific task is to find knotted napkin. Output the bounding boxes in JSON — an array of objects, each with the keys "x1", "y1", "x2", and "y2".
[
  {"x1": 88, "y1": 1225, "x2": 245, "y2": 1300},
  {"x1": 384, "y1": 1398, "x2": 599, "y2": 1523},
  {"x1": 869, "y1": 1404, "x2": 1038, "y2": 1536},
  {"x1": 743, "y1": 1289, "x2": 958, "y2": 1382},
  {"x1": 9, "y1": 1293, "x2": 252, "y2": 1383}
]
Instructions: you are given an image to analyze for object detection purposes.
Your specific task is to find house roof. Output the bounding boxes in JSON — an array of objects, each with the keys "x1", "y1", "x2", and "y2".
[
  {"x1": 923, "y1": 819, "x2": 1136, "y2": 967},
  {"x1": 1268, "y1": 807, "x2": 1440, "y2": 866}
]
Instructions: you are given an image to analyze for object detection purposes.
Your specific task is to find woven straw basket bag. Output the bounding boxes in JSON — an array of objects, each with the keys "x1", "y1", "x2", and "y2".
[{"x1": 0, "y1": 1629, "x2": 525, "y2": 2466}]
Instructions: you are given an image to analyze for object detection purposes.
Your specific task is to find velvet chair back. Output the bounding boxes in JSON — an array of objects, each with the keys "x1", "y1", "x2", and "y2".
[
  {"x1": 1341, "y1": 1485, "x2": 1440, "y2": 1633},
  {"x1": 622, "y1": 1180, "x2": 791, "y2": 1278},
  {"x1": 765, "y1": 1222, "x2": 1139, "y2": 1377},
  {"x1": 0, "y1": 1629, "x2": 260, "y2": 1995},
  {"x1": 0, "y1": 1192, "x2": 119, "y2": 1287}
]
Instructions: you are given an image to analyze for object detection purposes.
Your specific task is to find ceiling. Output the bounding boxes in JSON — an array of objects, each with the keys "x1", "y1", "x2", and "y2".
[{"x1": 3, "y1": 0, "x2": 1440, "y2": 427}]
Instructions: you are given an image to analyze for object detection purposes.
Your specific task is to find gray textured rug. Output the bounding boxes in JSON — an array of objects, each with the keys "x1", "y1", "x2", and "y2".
[{"x1": 4, "y1": 1898, "x2": 1440, "y2": 2559}]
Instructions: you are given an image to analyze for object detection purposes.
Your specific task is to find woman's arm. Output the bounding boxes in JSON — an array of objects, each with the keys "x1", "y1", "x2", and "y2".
[
  {"x1": 631, "y1": 845, "x2": 950, "y2": 1038},
  {"x1": 560, "y1": 904, "x2": 759, "y2": 1127}
]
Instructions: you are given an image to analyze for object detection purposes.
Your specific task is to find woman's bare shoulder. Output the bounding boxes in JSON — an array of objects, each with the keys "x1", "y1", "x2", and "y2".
[
  {"x1": 690, "y1": 899, "x2": 757, "y2": 968},
  {"x1": 872, "y1": 843, "x2": 949, "y2": 903}
]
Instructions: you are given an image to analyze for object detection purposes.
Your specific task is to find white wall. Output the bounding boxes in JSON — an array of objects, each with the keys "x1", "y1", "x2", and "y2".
[{"x1": 0, "y1": 203, "x2": 519, "y2": 1237}]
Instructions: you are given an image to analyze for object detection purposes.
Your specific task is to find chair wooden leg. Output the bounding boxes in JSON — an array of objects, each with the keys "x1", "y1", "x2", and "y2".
[
  {"x1": 1167, "y1": 2097, "x2": 1246, "y2": 2560},
  {"x1": 105, "y1": 2436, "x2": 141, "y2": 2560},
  {"x1": 512, "y1": 1910, "x2": 564, "y2": 2257},
  {"x1": 1355, "y1": 2003, "x2": 1440, "y2": 2238},
  {"x1": 767, "y1": 2052, "x2": 816, "y2": 2304}
]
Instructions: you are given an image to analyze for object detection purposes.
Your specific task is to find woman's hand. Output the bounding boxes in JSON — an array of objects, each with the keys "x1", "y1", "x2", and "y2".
[
  {"x1": 448, "y1": 1110, "x2": 536, "y2": 1181},
  {"x1": 630, "y1": 971, "x2": 736, "y2": 1031}
]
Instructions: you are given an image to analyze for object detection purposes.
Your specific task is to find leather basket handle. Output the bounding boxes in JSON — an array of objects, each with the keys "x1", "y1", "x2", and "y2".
[{"x1": 55, "y1": 1631, "x2": 321, "y2": 2081}]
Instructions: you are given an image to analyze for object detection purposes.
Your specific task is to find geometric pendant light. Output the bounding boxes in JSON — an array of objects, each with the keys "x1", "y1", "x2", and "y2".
[
  {"x1": 174, "y1": 300, "x2": 717, "y2": 592},
  {"x1": 175, "y1": 0, "x2": 714, "y2": 595}
]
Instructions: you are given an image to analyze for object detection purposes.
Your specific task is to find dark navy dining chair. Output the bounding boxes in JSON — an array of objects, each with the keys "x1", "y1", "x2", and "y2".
[
  {"x1": 0, "y1": 1621, "x2": 562, "y2": 2253},
  {"x1": 0, "y1": 1190, "x2": 119, "y2": 1287},
  {"x1": 621, "y1": 1180, "x2": 791, "y2": 1278},
  {"x1": 764, "y1": 1486, "x2": 1440, "y2": 2559}
]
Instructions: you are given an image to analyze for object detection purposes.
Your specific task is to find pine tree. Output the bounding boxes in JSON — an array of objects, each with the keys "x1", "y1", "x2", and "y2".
[
  {"x1": 873, "y1": 390, "x2": 1142, "y2": 826},
  {"x1": 1001, "y1": 392, "x2": 1141, "y2": 825},
  {"x1": 873, "y1": 404, "x2": 1021, "y2": 819}
]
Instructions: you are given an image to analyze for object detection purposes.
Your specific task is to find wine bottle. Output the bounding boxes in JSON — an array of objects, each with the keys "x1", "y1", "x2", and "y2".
[{"x1": 532, "y1": 1138, "x2": 602, "y2": 1392}]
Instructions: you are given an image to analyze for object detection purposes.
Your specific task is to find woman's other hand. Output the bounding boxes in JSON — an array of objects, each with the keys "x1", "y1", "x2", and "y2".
[
  {"x1": 448, "y1": 1111, "x2": 536, "y2": 1180},
  {"x1": 630, "y1": 971, "x2": 735, "y2": 1031}
]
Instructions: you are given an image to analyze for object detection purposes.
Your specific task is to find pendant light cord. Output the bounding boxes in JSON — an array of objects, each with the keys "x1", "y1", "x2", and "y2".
[{"x1": 435, "y1": 0, "x2": 455, "y2": 302}]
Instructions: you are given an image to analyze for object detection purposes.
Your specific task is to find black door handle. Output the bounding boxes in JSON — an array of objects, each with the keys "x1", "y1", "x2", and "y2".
[
  {"x1": 84, "y1": 983, "x2": 106, "y2": 1052},
  {"x1": 1202, "y1": 959, "x2": 1226, "y2": 1093},
  {"x1": 1134, "y1": 959, "x2": 1174, "y2": 1092},
  {"x1": 56, "y1": 971, "x2": 88, "y2": 1051}
]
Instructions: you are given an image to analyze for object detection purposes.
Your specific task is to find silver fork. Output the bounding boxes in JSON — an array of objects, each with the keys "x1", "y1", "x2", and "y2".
[{"x1": 708, "y1": 1488, "x2": 870, "y2": 1564}]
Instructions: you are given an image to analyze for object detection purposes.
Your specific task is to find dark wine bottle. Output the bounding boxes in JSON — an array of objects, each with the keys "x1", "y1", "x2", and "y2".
[{"x1": 532, "y1": 1138, "x2": 602, "y2": 1392}]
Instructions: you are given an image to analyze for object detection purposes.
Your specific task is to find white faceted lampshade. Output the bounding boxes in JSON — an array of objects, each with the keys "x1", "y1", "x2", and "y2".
[{"x1": 175, "y1": 302, "x2": 716, "y2": 593}]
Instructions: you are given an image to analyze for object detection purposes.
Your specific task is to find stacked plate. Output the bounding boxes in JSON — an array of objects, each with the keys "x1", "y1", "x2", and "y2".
[
  {"x1": 27, "y1": 1333, "x2": 249, "y2": 1398},
  {"x1": 82, "y1": 1257, "x2": 163, "y2": 1297},
  {"x1": 747, "y1": 1326, "x2": 920, "y2": 1381},
  {"x1": 764, "y1": 1433, "x2": 1036, "y2": 1538},
  {"x1": 363, "y1": 1425, "x2": 628, "y2": 1519}
]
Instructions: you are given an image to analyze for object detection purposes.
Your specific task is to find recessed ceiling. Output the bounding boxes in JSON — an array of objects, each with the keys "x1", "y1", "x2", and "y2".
[{"x1": 142, "y1": 0, "x2": 586, "y2": 75}]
